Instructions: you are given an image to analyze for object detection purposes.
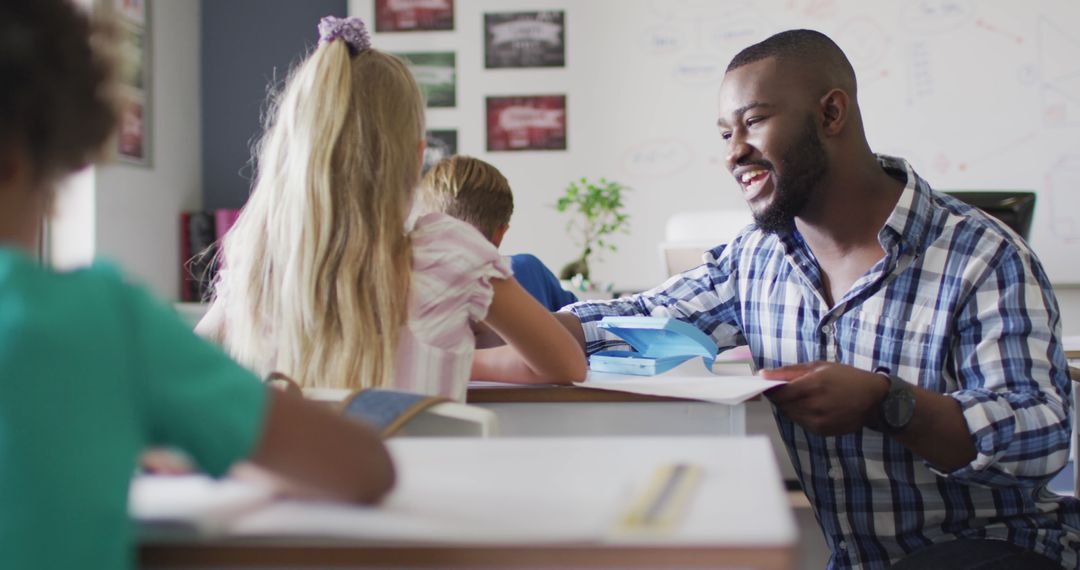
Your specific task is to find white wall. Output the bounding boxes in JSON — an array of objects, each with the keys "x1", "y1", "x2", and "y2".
[
  {"x1": 349, "y1": 0, "x2": 1080, "y2": 331},
  {"x1": 49, "y1": 168, "x2": 95, "y2": 270},
  {"x1": 94, "y1": 0, "x2": 202, "y2": 300},
  {"x1": 1059, "y1": 288, "x2": 1080, "y2": 337},
  {"x1": 350, "y1": 0, "x2": 1080, "y2": 290}
]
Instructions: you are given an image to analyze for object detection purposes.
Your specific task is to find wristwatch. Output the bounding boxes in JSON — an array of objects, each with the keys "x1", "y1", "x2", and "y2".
[{"x1": 874, "y1": 368, "x2": 915, "y2": 434}]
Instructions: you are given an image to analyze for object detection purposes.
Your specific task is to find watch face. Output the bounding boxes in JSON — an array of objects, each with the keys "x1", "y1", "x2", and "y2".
[{"x1": 884, "y1": 388, "x2": 916, "y2": 429}]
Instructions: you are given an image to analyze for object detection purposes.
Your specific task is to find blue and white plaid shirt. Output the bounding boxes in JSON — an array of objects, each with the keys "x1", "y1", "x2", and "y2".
[{"x1": 568, "y1": 156, "x2": 1078, "y2": 569}]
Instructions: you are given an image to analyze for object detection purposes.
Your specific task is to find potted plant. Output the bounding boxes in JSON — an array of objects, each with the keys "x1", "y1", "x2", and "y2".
[{"x1": 554, "y1": 176, "x2": 630, "y2": 282}]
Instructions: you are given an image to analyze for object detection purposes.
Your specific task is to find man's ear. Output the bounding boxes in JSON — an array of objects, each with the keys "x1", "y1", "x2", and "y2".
[
  {"x1": 819, "y1": 88, "x2": 850, "y2": 136},
  {"x1": 491, "y1": 223, "x2": 509, "y2": 248}
]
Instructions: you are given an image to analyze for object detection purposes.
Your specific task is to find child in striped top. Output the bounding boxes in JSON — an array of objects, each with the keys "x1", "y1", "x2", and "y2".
[{"x1": 198, "y1": 16, "x2": 586, "y2": 401}]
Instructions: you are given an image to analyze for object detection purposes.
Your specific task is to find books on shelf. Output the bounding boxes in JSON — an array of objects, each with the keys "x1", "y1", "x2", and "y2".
[{"x1": 179, "y1": 208, "x2": 240, "y2": 302}]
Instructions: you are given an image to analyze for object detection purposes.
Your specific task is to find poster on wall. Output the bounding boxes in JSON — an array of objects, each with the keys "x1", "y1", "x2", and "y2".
[
  {"x1": 486, "y1": 95, "x2": 566, "y2": 152},
  {"x1": 110, "y1": 0, "x2": 151, "y2": 166},
  {"x1": 484, "y1": 11, "x2": 565, "y2": 69},
  {"x1": 375, "y1": 0, "x2": 454, "y2": 32},
  {"x1": 395, "y1": 52, "x2": 456, "y2": 108},
  {"x1": 423, "y1": 129, "x2": 457, "y2": 173}
]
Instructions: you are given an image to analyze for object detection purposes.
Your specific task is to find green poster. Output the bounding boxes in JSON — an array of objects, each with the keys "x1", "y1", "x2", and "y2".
[{"x1": 395, "y1": 52, "x2": 456, "y2": 108}]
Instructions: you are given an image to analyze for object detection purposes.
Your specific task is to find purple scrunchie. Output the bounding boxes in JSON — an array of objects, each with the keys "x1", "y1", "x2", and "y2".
[{"x1": 318, "y1": 16, "x2": 372, "y2": 56}]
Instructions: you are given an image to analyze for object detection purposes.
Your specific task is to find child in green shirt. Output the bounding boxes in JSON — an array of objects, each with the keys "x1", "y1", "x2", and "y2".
[{"x1": 0, "y1": 3, "x2": 395, "y2": 569}]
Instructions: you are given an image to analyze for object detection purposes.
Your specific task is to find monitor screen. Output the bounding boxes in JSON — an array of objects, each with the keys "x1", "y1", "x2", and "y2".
[{"x1": 944, "y1": 191, "x2": 1036, "y2": 241}]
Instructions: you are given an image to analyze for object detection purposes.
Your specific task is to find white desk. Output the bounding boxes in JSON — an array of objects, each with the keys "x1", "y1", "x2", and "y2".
[
  {"x1": 139, "y1": 436, "x2": 796, "y2": 569},
  {"x1": 467, "y1": 383, "x2": 746, "y2": 437}
]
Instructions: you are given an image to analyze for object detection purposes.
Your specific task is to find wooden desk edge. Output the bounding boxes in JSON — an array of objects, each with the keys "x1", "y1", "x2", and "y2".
[
  {"x1": 140, "y1": 542, "x2": 794, "y2": 569},
  {"x1": 467, "y1": 384, "x2": 698, "y2": 404}
]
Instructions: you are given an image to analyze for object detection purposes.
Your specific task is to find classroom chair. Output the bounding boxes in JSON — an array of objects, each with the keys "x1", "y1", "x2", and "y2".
[
  {"x1": 942, "y1": 191, "x2": 1036, "y2": 241},
  {"x1": 659, "y1": 208, "x2": 754, "y2": 276}
]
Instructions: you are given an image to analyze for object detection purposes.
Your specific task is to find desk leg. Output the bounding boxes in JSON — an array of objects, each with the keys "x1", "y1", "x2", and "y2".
[{"x1": 727, "y1": 402, "x2": 746, "y2": 436}]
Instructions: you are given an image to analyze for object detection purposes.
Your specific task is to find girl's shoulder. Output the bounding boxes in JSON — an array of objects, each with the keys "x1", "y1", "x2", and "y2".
[{"x1": 408, "y1": 213, "x2": 512, "y2": 318}]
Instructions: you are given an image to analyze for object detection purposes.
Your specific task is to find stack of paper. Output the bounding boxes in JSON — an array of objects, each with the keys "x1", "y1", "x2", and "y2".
[{"x1": 577, "y1": 357, "x2": 783, "y2": 405}]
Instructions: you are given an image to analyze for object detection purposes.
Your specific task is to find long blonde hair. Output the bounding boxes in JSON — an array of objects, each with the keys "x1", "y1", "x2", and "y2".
[{"x1": 215, "y1": 39, "x2": 425, "y2": 389}]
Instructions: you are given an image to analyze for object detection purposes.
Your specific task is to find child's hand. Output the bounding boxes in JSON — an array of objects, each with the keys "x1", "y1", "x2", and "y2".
[{"x1": 140, "y1": 448, "x2": 195, "y2": 475}]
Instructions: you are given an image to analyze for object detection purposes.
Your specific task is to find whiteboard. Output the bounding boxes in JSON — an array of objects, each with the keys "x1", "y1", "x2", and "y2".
[{"x1": 351, "y1": 0, "x2": 1080, "y2": 286}]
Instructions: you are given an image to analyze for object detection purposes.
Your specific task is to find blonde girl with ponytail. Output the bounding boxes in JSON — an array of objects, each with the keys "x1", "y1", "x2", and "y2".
[{"x1": 198, "y1": 17, "x2": 586, "y2": 400}]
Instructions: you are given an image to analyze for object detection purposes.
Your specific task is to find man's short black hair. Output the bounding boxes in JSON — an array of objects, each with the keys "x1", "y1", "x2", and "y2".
[{"x1": 726, "y1": 29, "x2": 856, "y2": 90}]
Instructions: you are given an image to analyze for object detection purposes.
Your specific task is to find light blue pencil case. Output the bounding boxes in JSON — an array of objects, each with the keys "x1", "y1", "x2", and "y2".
[{"x1": 589, "y1": 316, "x2": 718, "y2": 376}]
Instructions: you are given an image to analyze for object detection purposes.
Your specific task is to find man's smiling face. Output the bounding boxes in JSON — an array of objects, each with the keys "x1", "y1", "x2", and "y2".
[{"x1": 717, "y1": 57, "x2": 828, "y2": 234}]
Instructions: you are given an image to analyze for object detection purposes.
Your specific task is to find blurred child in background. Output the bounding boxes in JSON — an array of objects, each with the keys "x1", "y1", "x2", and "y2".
[
  {"x1": 0, "y1": 3, "x2": 394, "y2": 568},
  {"x1": 418, "y1": 156, "x2": 579, "y2": 312}
]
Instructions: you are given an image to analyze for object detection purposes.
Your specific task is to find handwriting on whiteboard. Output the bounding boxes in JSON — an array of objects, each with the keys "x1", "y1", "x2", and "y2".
[{"x1": 622, "y1": 139, "x2": 695, "y2": 178}]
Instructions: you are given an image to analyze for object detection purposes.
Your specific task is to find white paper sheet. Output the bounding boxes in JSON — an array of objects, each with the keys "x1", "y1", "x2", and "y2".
[
  {"x1": 129, "y1": 475, "x2": 274, "y2": 535},
  {"x1": 578, "y1": 357, "x2": 783, "y2": 405}
]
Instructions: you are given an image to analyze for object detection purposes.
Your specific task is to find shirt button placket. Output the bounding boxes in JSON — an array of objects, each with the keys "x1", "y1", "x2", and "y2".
[
  {"x1": 825, "y1": 440, "x2": 854, "y2": 568},
  {"x1": 821, "y1": 321, "x2": 836, "y2": 360}
]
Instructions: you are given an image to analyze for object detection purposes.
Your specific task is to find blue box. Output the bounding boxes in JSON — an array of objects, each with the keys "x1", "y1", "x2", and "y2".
[{"x1": 589, "y1": 316, "x2": 718, "y2": 376}]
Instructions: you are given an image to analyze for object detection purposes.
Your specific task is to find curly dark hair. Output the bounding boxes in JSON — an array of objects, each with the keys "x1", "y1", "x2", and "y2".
[{"x1": 0, "y1": 0, "x2": 118, "y2": 182}]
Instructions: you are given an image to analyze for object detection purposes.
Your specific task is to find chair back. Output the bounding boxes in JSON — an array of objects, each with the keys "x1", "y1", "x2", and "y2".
[
  {"x1": 659, "y1": 209, "x2": 754, "y2": 276},
  {"x1": 943, "y1": 191, "x2": 1036, "y2": 241}
]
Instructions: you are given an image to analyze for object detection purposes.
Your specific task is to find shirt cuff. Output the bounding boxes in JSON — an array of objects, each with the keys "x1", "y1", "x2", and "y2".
[{"x1": 927, "y1": 389, "x2": 1019, "y2": 486}]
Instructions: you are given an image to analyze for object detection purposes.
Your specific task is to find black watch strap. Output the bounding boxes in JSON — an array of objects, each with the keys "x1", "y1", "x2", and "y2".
[{"x1": 874, "y1": 368, "x2": 916, "y2": 434}]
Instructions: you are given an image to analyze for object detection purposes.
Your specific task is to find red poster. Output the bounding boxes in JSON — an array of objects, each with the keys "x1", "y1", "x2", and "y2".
[
  {"x1": 375, "y1": 0, "x2": 453, "y2": 32},
  {"x1": 486, "y1": 95, "x2": 567, "y2": 152}
]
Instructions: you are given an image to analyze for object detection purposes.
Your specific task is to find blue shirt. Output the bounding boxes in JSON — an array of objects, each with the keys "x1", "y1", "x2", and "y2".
[
  {"x1": 510, "y1": 253, "x2": 578, "y2": 311},
  {"x1": 568, "y1": 156, "x2": 1078, "y2": 569}
]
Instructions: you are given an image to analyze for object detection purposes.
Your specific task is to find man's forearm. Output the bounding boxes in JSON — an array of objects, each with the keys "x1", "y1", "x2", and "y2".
[
  {"x1": 554, "y1": 311, "x2": 586, "y2": 351},
  {"x1": 893, "y1": 387, "x2": 977, "y2": 472}
]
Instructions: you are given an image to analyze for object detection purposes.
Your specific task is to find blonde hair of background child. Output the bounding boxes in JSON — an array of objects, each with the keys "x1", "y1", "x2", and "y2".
[
  {"x1": 216, "y1": 38, "x2": 425, "y2": 389},
  {"x1": 417, "y1": 156, "x2": 514, "y2": 241}
]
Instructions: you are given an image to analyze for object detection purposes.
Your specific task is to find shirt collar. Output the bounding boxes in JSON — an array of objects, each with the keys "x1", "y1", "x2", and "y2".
[{"x1": 876, "y1": 154, "x2": 938, "y2": 258}]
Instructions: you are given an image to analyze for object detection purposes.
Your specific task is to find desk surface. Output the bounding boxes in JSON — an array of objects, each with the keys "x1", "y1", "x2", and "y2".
[{"x1": 139, "y1": 437, "x2": 796, "y2": 569}]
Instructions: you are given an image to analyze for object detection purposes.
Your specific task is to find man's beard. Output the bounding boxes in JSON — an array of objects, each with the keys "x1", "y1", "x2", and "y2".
[{"x1": 754, "y1": 118, "x2": 828, "y2": 234}]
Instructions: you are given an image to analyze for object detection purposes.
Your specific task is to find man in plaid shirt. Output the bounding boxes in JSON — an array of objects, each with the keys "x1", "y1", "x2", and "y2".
[{"x1": 549, "y1": 30, "x2": 1078, "y2": 569}]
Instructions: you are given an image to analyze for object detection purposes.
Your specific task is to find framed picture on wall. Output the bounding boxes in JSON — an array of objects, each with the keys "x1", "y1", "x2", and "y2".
[
  {"x1": 484, "y1": 11, "x2": 565, "y2": 69},
  {"x1": 423, "y1": 129, "x2": 457, "y2": 173},
  {"x1": 109, "y1": 0, "x2": 152, "y2": 166},
  {"x1": 375, "y1": 0, "x2": 454, "y2": 32},
  {"x1": 486, "y1": 95, "x2": 566, "y2": 152},
  {"x1": 394, "y1": 52, "x2": 456, "y2": 108}
]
